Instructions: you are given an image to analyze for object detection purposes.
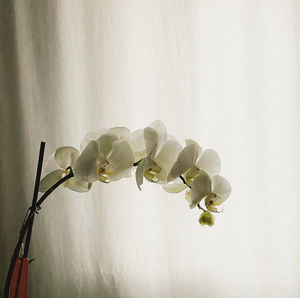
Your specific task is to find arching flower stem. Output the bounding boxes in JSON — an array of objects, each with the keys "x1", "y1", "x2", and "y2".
[{"x1": 133, "y1": 159, "x2": 144, "y2": 167}]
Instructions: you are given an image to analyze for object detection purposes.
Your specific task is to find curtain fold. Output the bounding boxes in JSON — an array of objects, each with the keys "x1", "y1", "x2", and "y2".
[{"x1": 1, "y1": 1, "x2": 300, "y2": 297}]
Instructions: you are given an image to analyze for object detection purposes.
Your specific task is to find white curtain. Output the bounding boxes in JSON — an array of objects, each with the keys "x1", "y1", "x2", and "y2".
[{"x1": 1, "y1": 1, "x2": 300, "y2": 297}]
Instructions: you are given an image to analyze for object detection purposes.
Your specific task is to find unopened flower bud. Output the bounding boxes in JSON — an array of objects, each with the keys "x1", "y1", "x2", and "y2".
[{"x1": 199, "y1": 211, "x2": 215, "y2": 226}]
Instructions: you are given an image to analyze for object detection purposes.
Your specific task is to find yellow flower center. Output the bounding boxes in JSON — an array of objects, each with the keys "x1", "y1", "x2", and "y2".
[
  {"x1": 185, "y1": 165, "x2": 202, "y2": 185},
  {"x1": 144, "y1": 163, "x2": 161, "y2": 183},
  {"x1": 97, "y1": 164, "x2": 114, "y2": 183},
  {"x1": 62, "y1": 167, "x2": 71, "y2": 187}
]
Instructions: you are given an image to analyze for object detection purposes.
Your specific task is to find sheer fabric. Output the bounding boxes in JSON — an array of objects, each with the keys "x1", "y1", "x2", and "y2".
[{"x1": 1, "y1": 1, "x2": 300, "y2": 297}]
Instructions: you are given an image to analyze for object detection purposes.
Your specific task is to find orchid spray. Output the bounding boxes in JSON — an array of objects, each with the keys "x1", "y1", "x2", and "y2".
[{"x1": 3, "y1": 120, "x2": 231, "y2": 298}]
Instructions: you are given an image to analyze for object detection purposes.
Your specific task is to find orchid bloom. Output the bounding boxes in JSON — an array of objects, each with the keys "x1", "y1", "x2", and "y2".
[
  {"x1": 163, "y1": 139, "x2": 221, "y2": 194},
  {"x1": 73, "y1": 127, "x2": 134, "y2": 183},
  {"x1": 163, "y1": 138, "x2": 231, "y2": 214},
  {"x1": 39, "y1": 146, "x2": 91, "y2": 193},
  {"x1": 185, "y1": 170, "x2": 231, "y2": 212},
  {"x1": 132, "y1": 120, "x2": 182, "y2": 190},
  {"x1": 38, "y1": 121, "x2": 231, "y2": 227}
]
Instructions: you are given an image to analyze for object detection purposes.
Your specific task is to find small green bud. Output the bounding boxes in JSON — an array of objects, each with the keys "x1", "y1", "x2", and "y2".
[{"x1": 199, "y1": 211, "x2": 215, "y2": 226}]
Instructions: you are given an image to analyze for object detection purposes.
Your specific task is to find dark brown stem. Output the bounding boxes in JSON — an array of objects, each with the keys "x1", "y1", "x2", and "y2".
[{"x1": 179, "y1": 175, "x2": 191, "y2": 188}]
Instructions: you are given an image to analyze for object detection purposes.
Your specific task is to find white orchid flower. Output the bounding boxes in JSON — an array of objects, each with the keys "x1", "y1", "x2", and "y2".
[
  {"x1": 39, "y1": 146, "x2": 91, "y2": 193},
  {"x1": 163, "y1": 139, "x2": 221, "y2": 194},
  {"x1": 185, "y1": 170, "x2": 231, "y2": 211},
  {"x1": 134, "y1": 120, "x2": 182, "y2": 190},
  {"x1": 73, "y1": 127, "x2": 134, "y2": 183}
]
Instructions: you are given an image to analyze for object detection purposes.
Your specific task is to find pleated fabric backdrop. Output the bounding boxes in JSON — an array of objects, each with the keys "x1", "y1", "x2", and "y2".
[{"x1": 1, "y1": 1, "x2": 300, "y2": 297}]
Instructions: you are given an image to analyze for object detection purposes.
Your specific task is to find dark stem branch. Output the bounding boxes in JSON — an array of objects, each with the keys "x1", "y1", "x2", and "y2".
[
  {"x1": 133, "y1": 159, "x2": 144, "y2": 167},
  {"x1": 3, "y1": 172, "x2": 74, "y2": 298},
  {"x1": 179, "y1": 175, "x2": 191, "y2": 189},
  {"x1": 24, "y1": 142, "x2": 45, "y2": 258},
  {"x1": 197, "y1": 204, "x2": 206, "y2": 212}
]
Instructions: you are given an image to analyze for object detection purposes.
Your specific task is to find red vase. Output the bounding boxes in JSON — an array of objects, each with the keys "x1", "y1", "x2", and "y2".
[{"x1": 9, "y1": 257, "x2": 28, "y2": 298}]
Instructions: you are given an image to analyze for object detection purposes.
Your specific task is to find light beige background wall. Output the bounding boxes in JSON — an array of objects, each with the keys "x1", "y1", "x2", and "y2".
[{"x1": 1, "y1": 0, "x2": 300, "y2": 297}]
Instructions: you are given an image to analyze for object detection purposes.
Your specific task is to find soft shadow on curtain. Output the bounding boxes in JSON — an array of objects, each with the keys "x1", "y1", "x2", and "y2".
[{"x1": 1, "y1": 1, "x2": 300, "y2": 297}]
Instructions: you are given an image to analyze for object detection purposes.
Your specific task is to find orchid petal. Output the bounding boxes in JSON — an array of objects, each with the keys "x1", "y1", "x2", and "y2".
[
  {"x1": 190, "y1": 171, "x2": 212, "y2": 208},
  {"x1": 39, "y1": 169, "x2": 64, "y2": 192},
  {"x1": 64, "y1": 177, "x2": 92, "y2": 192},
  {"x1": 107, "y1": 127, "x2": 130, "y2": 140},
  {"x1": 107, "y1": 140, "x2": 134, "y2": 181},
  {"x1": 97, "y1": 134, "x2": 117, "y2": 158},
  {"x1": 148, "y1": 120, "x2": 167, "y2": 143},
  {"x1": 144, "y1": 127, "x2": 159, "y2": 155},
  {"x1": 163, "y1": 178, "x2": 187, "y2": 193},
  {"x1": 43, "y1": 152, "x2": 58, "y2": 173},
  {"x1": 54, "y1": 146, "x2": 80, "y2": 169},
  {"x1": 185, "y1": 139, "x2": 202, "y2": 157},
  {"x1": 80, "y1": 128, "x2": 108, "y2": 151},
  {"x1": 135, "y1": 158, "x2": 148, "y2": 190},
  {"x1": 73, "y1": 141, "x2": 100, "y2": 183},
  {"x1": 196, "y1": 149, "x2": 221, "y2": 176},
  {"x1": 155, "y1": 140, "x2": 182, "y2": 181},
  {"x1": 212, "y1": 175, "x2": 231, "y2": 203},
  {"x1": 128, "y1": 129, "x2": 146, "y2": 162},
  {"x1": 166, "y1": 134, "x2": 176, "y2": 141},
  {"x1": 168, "y1": 143, "x2": 200, "y2": 181}
]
